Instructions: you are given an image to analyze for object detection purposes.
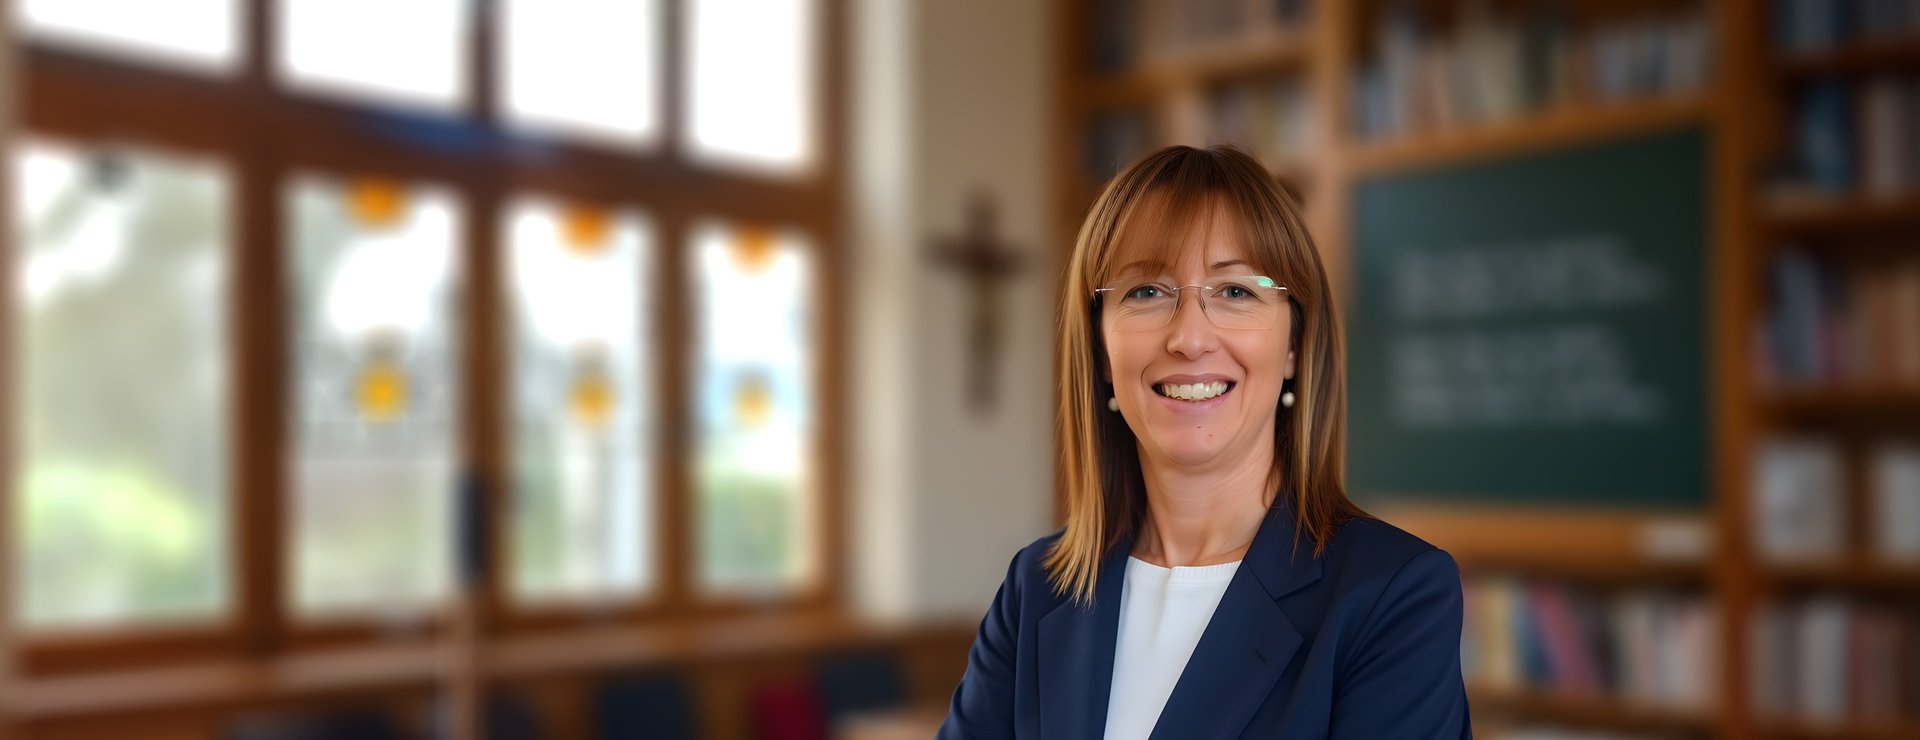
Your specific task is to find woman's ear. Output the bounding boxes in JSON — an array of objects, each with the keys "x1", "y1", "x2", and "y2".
[{"x1": 1284, "y1": 349, "x2": 1296, "y2": 381}]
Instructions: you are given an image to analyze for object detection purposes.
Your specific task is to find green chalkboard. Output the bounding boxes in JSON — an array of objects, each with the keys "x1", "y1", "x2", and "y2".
[{"x1": 1346, "y1": 128, "x2": 1709, "y2": 508}]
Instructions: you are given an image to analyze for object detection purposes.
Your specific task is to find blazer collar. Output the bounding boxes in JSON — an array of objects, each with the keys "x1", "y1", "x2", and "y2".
[{"x1": 1037, "y1": 504, "x2": 1323, "y2": 740}]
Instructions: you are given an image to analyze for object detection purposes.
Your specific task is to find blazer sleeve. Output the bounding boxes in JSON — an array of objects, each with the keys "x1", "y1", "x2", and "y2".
[
  {"x1": 1330, "y1": 547, "x2": 1473, "y2": 739},
  {"x1": 935, "y1": 550, "x2": 1025, "y2": 740}
]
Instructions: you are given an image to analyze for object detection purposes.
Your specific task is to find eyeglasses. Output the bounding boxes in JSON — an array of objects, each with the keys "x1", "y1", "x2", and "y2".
[{"x1": 1093, "y1": 274, "x2": 1289, "y2": 332}]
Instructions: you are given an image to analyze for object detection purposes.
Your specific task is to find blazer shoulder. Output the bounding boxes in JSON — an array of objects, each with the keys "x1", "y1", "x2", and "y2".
[
  {"x1": 1005, "y1": 528, "x2": 1066, "y2": 591},
  {"x1": 998, "y1": 526, "x2": 1075, "y2": 607},
  {"x1": 1325, "y1": 515, "x2": 1453, "y2": 579}
]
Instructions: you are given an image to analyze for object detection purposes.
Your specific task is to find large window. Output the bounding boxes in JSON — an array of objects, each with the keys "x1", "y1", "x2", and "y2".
[
  {"x1": 686, "y1": 0, "x2": 818, "y2": 172},
  {"x1": 19, "y1": 0, "x2": 242, "y2": 73},
  {"x1": 693, "y1": 222, "x2": 816, "y2": 593},
  {"x1": 285, "y1": 176, "x2": 463, "y2": 617},
  {"x1": 10, "y1": 139, "x2": 232, "y2": 629},
  {"x1": 9, "y1": 0, "x2": 843, "y2": 665},
  {"x1": 277, "y1": 0, "x2": 470, "y2": 111},
  {"x1": 506, "y1": 197, "x2": 654, "y2": 604},
  {"x1": 500, "y1": 0, "x2": 662, "y2": 146}
]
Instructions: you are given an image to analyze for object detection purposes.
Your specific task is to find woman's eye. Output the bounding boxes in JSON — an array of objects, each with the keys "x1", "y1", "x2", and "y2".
[
  {"x1": 1124, "y1": 285, "x2": 1164, "y2": 300},
  {"x1": 1217, "y1": 284, "x2": 1257, "y2": 300}
]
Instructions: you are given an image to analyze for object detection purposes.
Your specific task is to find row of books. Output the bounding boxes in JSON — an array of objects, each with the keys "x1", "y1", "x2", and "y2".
[
  {"x1": 1193, "y1": 76, "x2": 1316, "y2": 173},
  {"x1": 1755, "y1": 250, "x2": 1920, "y2": 390},
  {"x1": 1785, "y1": 75, "x2": 1920, "y2": 196},
  {"x1": 1461, "y1": 575, "x2": 1714, "y2": 711},
  {"x1": 1752, "y1": 436, "x2": 1920, "y2": 562},
  {"x1": 1352, "y1": 4, "x2": 1710, "y2": 142},
  {"x1": 1772, "y1": 0, "x2": 1920, "y2": 53},
  {"x1": 1090, "y1": 0, "x2": 1311, "y2": 74},
  {"x1": 1083, "y1": 109, "x2": 1154, "y2": 183},
  {"x1": 1750, "y1": 596, "x2": 1920, "y2": 722}
]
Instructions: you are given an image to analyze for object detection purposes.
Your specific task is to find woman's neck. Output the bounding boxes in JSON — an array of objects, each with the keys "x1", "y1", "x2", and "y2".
[{"x1": 1132, "y1": 445, "x2": 1274, "y2": 568}]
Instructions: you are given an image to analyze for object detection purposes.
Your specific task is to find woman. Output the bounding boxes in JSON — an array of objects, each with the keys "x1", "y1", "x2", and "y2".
[{"x1": 936, "y1": 145, "x2": 1471, "y2": 739}]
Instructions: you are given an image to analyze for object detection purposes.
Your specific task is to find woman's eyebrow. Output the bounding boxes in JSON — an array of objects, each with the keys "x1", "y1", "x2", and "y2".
[
  {"x1": 1114, "y1": 260, "x2": 1165, "y2": 275},
  {"x1": 1211, "y1": 259, "x2": 1251, "y2": 271}
]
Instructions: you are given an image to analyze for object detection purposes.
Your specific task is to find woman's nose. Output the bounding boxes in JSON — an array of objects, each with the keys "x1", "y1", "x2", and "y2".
[{"x1": 1163, "y1": 290, "x2": 1219, "y2": 358}]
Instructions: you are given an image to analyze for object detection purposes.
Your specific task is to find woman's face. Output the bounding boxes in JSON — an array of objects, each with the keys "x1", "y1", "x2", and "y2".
[{"x1": 1101, "y1": 204, "x2": 1296, "y2": 474}]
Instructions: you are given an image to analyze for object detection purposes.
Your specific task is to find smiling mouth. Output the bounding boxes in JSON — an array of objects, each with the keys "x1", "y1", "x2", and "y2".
[{"x1": 1154, "y1": 381, "x2": 1234, "y2": 401}]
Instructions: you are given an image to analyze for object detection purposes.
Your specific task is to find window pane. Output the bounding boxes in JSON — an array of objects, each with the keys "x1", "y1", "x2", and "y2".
[
  {"x1": 11, "y1": 140, "x2": 230, "y2": 629},
  {"x1": 505, "y1": 197, "x2": 653, "y2": 604},
  {"x1": 500, "y1": 0, "x2": 660, "y2": 146},
  {"x1": 693, "y1": 222, "x2": 814, "y2": 593},
  {"x1": 286, "y1": 175, "x2": 461, "y2": 617},
  {"x1": 20, "y1": 0, "x2": 241, "y2": 73},
  {"x1": 278, "y1": 0, "x2": 468, "y2": 111},
  {"x1": 685, "y1": 0, "x2": 816, "y2": 173}
]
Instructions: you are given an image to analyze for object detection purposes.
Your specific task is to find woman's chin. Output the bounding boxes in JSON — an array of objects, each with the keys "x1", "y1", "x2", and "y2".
[{"x1": 1144, "y1": 434, "x2": 1236, "y2": 469}]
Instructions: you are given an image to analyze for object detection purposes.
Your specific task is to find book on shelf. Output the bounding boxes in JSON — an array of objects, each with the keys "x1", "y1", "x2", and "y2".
[
  {"x1": 1750, "y1": 595, "x2": 1920, "y2": 723},
  {"x1": 1771, "y1": 0, "x2": 1920, "y2": 54},
  {"x1": 1752, "y1": 435, "x2": 1847, "y2": 563},
  {"x1": 1088, "y1": 0, "x2": 1311, "y2": 76},
  {"x1": 1755, "y1": 249, "x2": 1920, "y2": 392},
  {"x1": 1083, "y1": 109, "x2": 1152, "y2": 183},
  {"x1": 1871, "y1": 441, "x2": 1920, "y2": 562},
  {"x1": 1462, "y1": 574, "x2": 1713, "y2": 711},
  {"x1": 1197, "y1": 76, "x2": 1316, "y2": 173},
  {"x1": 1352, "y1": 2, "x2": 1709, "y2": 142},
  {"x1": 1778, "y1": 73, "x2": 1919, "y2": 198}
]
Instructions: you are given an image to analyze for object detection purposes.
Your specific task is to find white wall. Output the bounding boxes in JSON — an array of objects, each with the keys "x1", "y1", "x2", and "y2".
[{"x1": 850, "y1": 0, "x2": 1055, "y2": 622}]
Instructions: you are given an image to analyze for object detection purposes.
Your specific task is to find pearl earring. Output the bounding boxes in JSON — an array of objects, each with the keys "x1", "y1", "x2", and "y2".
[
  {"x1": 1281, "y1": 391, "x2": 1295, "y2": 408},
  {"x1": 1107, "y1": 396, "x2": 1120, "y2": 412}
]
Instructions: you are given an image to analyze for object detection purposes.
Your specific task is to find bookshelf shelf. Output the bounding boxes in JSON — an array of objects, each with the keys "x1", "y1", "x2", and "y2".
[
  {"x1": 1380, "y1": 504, "x2": 1712, "y2": 582},
  {"x1": 1759, "y1": 560, "x2": 1920, "y2": 592},
  {"x1": 1762, "y1": 193, "x2": 1920, "y2": 236},
  {"x1": 1082, "y1": 31, "x2": 1313, "y2": 108},
  {"x1": 1774, "y1": 35, "x2": 1920, "y2": 79},
  {"x1": 1757, "y1": 715, "x2": 1920, "y2": 740},
  {"x1": 1346, "y1": 96, "x2": 1710, "y2": 177},
  {"x1": 1759, "y1": 387, "x2": 1920, "y2": 424},
  {"x1": 1468, "y1": 683, "x2": 1714, "y2": 735}
]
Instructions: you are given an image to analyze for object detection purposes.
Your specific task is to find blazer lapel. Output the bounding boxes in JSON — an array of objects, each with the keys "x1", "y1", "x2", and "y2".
[
  {"x1": 1037, "y1": 531, "x2": 1133, "y2": 740},
  {"x1": 1147, "y1": 506, "x2": 1322, "y2": 740}
]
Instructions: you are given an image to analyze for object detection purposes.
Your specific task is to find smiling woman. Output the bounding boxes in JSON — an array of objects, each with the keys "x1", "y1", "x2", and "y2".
[{"x1": 937, "y1": 145, "x2": 1472, "y2": 739}]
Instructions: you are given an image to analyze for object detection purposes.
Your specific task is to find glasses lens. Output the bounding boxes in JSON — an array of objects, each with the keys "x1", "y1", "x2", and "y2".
[
  {"x1": 1203, "y1": 277, "x2": 1283, "y2": 330},
  {"x1": 1103, "y1": 277, "x2": 1177, "y2": 331}
]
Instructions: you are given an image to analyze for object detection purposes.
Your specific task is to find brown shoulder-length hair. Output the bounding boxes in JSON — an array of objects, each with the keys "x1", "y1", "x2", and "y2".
[{"x1": 1045, "y1": 144, "x2": 1370, "y2": 604}]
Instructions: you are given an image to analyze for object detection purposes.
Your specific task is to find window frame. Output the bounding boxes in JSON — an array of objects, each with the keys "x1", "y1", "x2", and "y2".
[{"x1": 10, "y1": 0, "x2": 849, "y2": 676}]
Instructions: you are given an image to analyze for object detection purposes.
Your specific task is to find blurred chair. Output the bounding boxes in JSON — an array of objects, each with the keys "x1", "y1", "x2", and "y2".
[
  {"x1": 812, "y1": 650, "x2": 907, "y2": 729},
  {"x1": 748, "y1": 675, "x2": 826, "y2": 740},
  {"x1": 223, "y1": 706, "x2": 408, "y2": 740},
  {"x1": 592, "y1": 671, "x2": 698, "y2": 740},
  {"x1": 483, "y1": 694, "x2": 544, "y2": 740}
]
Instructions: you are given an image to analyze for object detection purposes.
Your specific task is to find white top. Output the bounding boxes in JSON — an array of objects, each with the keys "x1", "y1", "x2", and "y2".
[{"x1": 1101, "y1": 555, "x2": 1242, "y2": 740}]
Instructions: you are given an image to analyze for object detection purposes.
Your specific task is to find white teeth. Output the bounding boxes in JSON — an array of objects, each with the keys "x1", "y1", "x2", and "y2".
[{"x1": 1156, "y1": 381, "x2": 1230, "y2": 401}]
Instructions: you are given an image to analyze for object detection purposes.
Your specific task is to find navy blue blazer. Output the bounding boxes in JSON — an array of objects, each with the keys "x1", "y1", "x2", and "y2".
[{"x1": 936, "y1": 505, "x2": 1472, "y2": 739}]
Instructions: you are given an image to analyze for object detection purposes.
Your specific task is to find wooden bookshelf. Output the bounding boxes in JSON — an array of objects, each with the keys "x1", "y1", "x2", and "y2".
[
  {"x1": 1056, "y1": 1, "x2": 1920, "y2": 737},
  {"x1": 1759, "y1": 560, "x2": 1920, "y2": 593},
  {"x1": 1773, "y1": 34, "x2": 1920, "y2": 79},
  {"x1": 1760, "y1": 192, "x2": 1920, "y2": 236},
  {"x1": 1756, "y1": 715, "x2": 1920, "y2": 740},
  {"x1": 1759, "y1": 386, "x2": 1920, "y2": 424},
  {"x1": 1081, "y1": 30, "x2": 1313, "y2": 108},
  {"x1": 1380, "y1": 504, "x2": 1712, "y2": 583}
]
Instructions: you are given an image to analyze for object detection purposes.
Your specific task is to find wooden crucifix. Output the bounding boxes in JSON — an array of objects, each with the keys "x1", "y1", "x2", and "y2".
[{"x1": 928, "y1": 190, "x2": 1025, "y2": 414}]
